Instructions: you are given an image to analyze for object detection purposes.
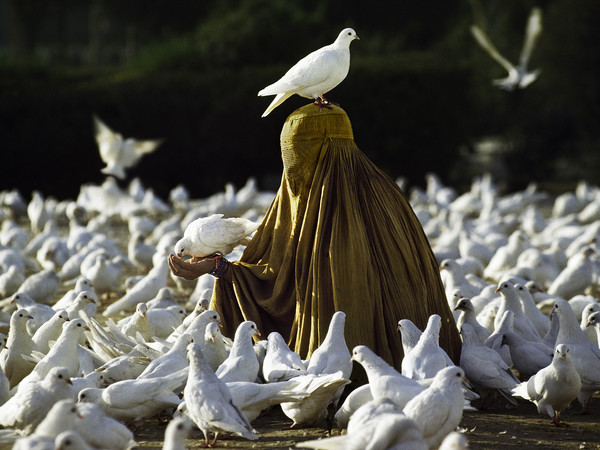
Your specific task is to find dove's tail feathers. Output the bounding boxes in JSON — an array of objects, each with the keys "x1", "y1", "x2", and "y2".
[
  {"x1": 261, "y1": 92, "x2": 295, "y2": 117},
  {"x1": 258, "y1": 81, "x2": 295, "y2": 97},
  {"x1": 511, "y1": 381, "x2": 530, "y2": 400}
]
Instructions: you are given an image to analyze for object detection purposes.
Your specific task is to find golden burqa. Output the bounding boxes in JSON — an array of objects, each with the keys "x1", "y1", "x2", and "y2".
[{"x1": 211, "y1": 104, "x2": 461, "y2": 371}]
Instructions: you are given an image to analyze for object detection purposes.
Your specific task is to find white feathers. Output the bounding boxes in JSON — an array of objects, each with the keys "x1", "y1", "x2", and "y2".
[
  {"x1": 258, "y1": 28, "x2": 359, "y2": 117},
  {"x1": 174, "y1": 213, "x2": 260, "y2": 260},
  {"x1": 94, "y1": 115, "x2": 163, "y2": 180}
]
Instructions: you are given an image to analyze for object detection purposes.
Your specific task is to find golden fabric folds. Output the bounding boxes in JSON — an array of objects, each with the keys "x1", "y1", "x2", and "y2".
[{"x1": 211, "y1": 104, "x2": 461, "y2": 370}]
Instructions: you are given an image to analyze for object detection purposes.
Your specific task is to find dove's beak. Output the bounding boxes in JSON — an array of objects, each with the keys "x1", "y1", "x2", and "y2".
[
  {"x1": 354, "y1": 35, "x2": 360, "y2": 40},
  {"x1": 586, "y1": 321, "x2": 591, "y2": 328},
  {"x1": 90, "y1": 298, "x2": 96, "y2": 304},
  {"x1": 84, "y1": 326, "x2": 91, "y2": 331},
  {"x1": 67, "y1": 378, "x2": 73, "y2": 385}
]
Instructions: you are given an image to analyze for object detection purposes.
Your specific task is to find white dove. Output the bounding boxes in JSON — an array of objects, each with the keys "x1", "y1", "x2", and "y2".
[
  {"x1": 402, "y1": 366, "x2": 467, "y2": 449},
  {"x1": 351, "y1": 345, "x2": 425, "y2": 409},
  {"x1": 216, "y1": 321, "x2": 261, "y2": 383},
  {"x1": 103, "y1": 254, "x2": 169, "y2": 317},
  {"x1": 14, "y1": 318, "x2": 90, "y2": 392},
  {"x1": 297, "y1": 398, "x2": 427, "y2": 450},
  {"x1": 262, "y1": 331, "x2": 307, "y2": 382},
  {"x1": 162, "y1": 417, "x2": 192, "y2": 450},
  {"x1": 73, "y1": 402, "x2": 137, "y2": 450},
  {"x1": 305, "y1": 311, "x2": 353, "y2": 410},
  {"x1": 454, "y1": 298, "x2": 492, "y2": 343},
  {"x1": 137, "y1": 333, "x2": 193, "y2": 380},
  {"x1": 279, "y1": 371, "x2": 351, "y2": 428},
  {"x1": 512, "y1": 344, "x2": 581, "y2": 426},
  {"x1": 258, "y1": 28, "x2": 359, "y2": 117},
  {"x1": 10, "y1": 292, "x2": 57, "y2": 334},
  {"x1": 471, "y1": 7, "x2": 542, "y2": 91},
  {"x1": 551, "y1": 298, "x2": 600, "y2": 413},
  {"x1": 183, "y1": 343, "x2": 258, "y2": 447},
  {"x1": 0, "y1": 308, "x2": 35, "y2": 388},
  {"x1": 202, "y1": 321, "x2": 228, "y2": 372},
  {"x1": 460, "y1": 323, "x2": 519, "y2": 408},
  {"x1": 401, "y1": 314, "x2": 452, "y2": 380},
  {"x1": 93, "y1": 115, "x2": 163, "y2": 180},
  {"x1": 501, "y1": 331, "x2": 553, "y2": 379},
  {"x1": 30, "y1": 399, "x2": 81, "y2": 441},
  {"x1": 174, "y1": 213, "x2": 260, "y2": 261},
  {"x1": 0, "y1": 366, "x2": 74, "y2": 434},
  {"x1": 227, "y1": 372, "x2": 347, "y2": 423},
  {"x1": 77, "y1": 368, "x2": 188, "y2": 423}
]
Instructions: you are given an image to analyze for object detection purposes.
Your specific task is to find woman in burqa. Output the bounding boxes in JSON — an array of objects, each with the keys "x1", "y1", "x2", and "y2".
[{"x1": 168, "y1": 104, "x2": 461, "y2": 373}]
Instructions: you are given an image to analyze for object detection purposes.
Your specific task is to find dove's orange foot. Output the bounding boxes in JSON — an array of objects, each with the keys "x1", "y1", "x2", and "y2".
[{"x1": 313, "y1": 97, "x2": 336, "y2": 110}]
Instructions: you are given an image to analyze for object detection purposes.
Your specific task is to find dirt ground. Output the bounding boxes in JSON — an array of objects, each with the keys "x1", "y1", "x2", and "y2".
[{"x1": 132, "y1": 393, "x2": 600, "y2": 449}]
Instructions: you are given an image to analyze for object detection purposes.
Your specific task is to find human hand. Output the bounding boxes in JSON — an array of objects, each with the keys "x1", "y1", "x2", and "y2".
[{"x1": 167, "y1": 254, "x2": 213, "y2": 280}]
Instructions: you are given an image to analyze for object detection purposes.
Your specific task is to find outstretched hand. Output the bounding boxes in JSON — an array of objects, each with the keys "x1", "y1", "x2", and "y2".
[{"x1": 167, "y1": 254, "x2": 214, "y2": 280}]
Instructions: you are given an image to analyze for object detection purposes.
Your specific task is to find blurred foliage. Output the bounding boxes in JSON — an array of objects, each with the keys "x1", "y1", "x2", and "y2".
[{"x1": 0, "y1": 0, "x2": 599, "y2": 201}]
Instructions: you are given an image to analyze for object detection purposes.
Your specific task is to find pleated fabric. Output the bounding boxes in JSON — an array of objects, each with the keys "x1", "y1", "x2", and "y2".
[{"x1": 211, "y1": 104, "x2": 461, "y2": 371}]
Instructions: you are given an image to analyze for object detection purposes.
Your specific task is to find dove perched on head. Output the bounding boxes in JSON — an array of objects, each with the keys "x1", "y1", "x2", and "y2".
[
  {"x1": 512, "y1": 344, "x2": 581, "y2": 426},
  {"x1": 258, "y1": 28, "x2": 359, "y2": 117},
  {"x1": 183, "y1": 343, "x2": 258, "y2": 447},
  {"x1": 93, "y1": 115, "x2": 163, "y2": 180},
  {"x1": 174, "y1": 213, "x2": 260, "y2": 261}
]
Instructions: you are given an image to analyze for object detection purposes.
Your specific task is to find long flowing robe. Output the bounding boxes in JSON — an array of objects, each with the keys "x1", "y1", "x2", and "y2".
[{"x1": 211, "y1": 104, "x2": 461, "y2": 372}]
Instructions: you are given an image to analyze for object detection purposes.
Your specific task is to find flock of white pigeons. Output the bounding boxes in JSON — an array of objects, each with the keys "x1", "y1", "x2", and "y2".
[
  {"x1": 0, "y1": 167, "x2": 599, "y2": 449},
  {"x1": 0, "y1": 9, "x2": 593, "y2": 449}
]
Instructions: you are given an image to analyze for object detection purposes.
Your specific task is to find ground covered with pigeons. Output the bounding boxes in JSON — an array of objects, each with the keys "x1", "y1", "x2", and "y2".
[
  {"x1": 2, "y1": 174, "x2": 600, "y2": 449},
  {"x1": 133, "y1": 398, "x2": 600, "y2": 449}
]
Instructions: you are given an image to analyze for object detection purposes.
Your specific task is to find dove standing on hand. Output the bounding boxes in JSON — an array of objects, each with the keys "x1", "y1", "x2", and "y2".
[
  {"x1": 173, "y1": 213, "x2": 260, "y2": 261},
  {"x1": 258, "y1": 28, "x2": 359, "y2": 117}
]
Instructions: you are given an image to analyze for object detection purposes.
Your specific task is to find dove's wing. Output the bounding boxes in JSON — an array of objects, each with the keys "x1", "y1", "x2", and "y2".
[
  {"x1": 470, "y1": 25, "x2": 516, "y2": 74},
  {"x1": 519, "y1": 7, "x2": 542, "y2": 69},
  {"x1": 259, "y1": 46, "x2": 339, "y2": 97},
  {"x1": 406, "y1": 389, "x2": 451, "y2": 439}
]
